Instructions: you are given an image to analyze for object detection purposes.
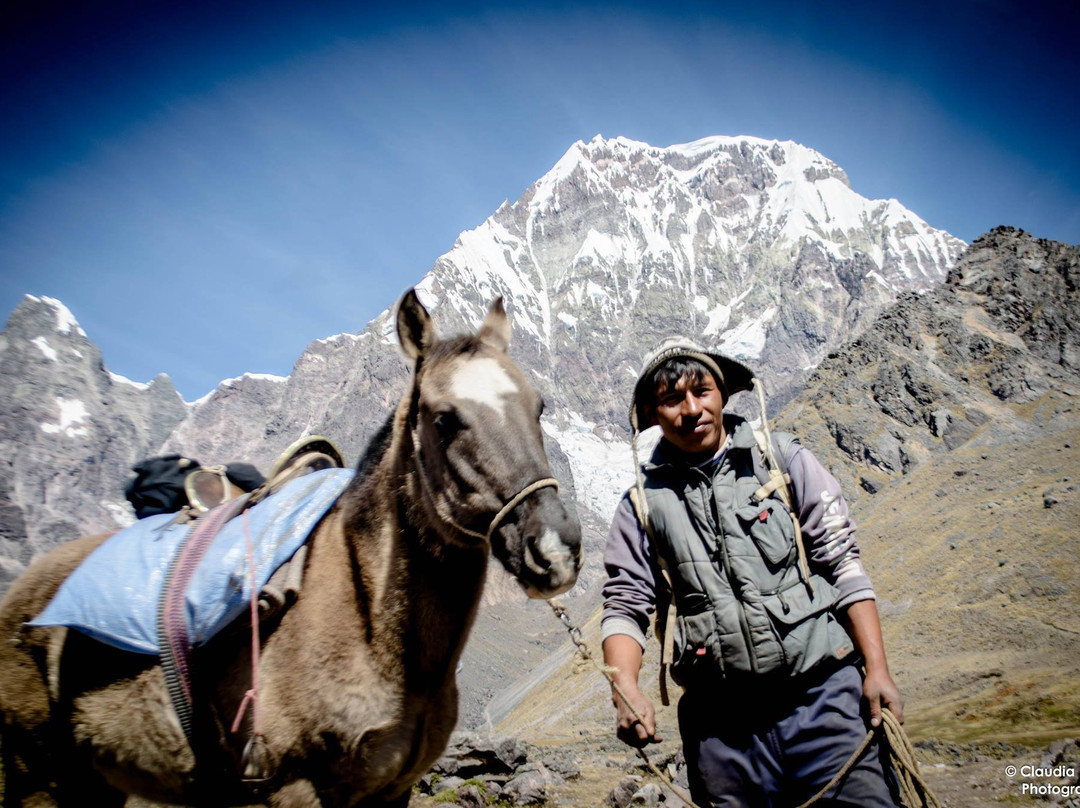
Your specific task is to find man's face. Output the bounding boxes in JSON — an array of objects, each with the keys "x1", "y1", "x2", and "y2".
[{"x1": 650, "y1": 371, "x2": 726, "y2": 456}]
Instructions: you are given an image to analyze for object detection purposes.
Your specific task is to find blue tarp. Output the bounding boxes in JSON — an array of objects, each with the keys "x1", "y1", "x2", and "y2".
[{"x1": 29, "y1": 467, "x2": 355, "y2": 654}]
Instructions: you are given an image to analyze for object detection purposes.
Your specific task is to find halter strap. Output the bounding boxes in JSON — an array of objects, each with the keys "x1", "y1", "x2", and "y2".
[{"x1": 410, "y1": 424, "x2": 558, "y2": 542}]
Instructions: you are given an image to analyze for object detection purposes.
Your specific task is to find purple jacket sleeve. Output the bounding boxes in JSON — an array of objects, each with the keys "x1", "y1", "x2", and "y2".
[
  {"x1": 786, "y1": 442, "x2": 876, "y2": 609},
  {"x1": 600, "y1": 495, "x2": 658, "y2": 651}
]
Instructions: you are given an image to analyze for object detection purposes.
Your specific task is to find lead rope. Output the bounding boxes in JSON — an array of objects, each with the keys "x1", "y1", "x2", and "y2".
[
  {"x1": 547, "y1": 599, "x2": 940, "y2": 808},
  {"x1": 547, "y1": 599, "x2": 703, "y2": 808}
]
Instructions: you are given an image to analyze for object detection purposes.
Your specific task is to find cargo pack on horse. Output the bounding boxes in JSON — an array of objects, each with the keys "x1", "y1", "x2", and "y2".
[{"x1": 0, "y1": 290, "x2": 583, "y2": 807}]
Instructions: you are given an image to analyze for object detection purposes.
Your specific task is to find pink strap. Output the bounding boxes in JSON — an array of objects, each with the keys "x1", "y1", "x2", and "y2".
[{"x1": 230, "y1": 509, "x2": 263, "y2": 737}]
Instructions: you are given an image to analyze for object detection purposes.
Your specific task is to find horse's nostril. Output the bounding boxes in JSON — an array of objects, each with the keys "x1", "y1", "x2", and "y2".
[{"x1": 523, "y1": 534, "x2": 552, "y2": 575}]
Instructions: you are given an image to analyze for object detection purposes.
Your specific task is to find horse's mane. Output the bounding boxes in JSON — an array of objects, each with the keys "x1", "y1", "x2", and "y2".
[{"x1": 353, "y1": 411, "x2": 396, "y2": 485}]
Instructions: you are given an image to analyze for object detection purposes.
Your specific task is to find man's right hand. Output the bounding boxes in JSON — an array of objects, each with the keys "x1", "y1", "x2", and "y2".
[
  {"x1": 603, "y1": 634, "x2": 662, "y2": 748},
  {"x1": 614, "y1": 685, "x2": 662, "y2": 747}
]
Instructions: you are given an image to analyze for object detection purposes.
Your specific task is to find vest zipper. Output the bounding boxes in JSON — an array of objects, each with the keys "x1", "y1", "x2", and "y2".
[{"x1": 709, "y1": 464, "x2": 759, "y2": 676}]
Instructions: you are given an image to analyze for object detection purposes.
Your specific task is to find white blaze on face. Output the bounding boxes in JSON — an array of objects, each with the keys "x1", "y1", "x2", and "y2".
[{"x1": 450, "y1": 357, "x2": 520, "y2": 418}]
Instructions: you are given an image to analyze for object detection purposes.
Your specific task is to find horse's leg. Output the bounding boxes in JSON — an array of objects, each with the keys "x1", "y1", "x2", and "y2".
[
  {"x1": 268, "y1": 779, "x2": 323, "y2": 808},
  {"x1": 0, "y1": 725, "x2": 56, "y2": 808}
]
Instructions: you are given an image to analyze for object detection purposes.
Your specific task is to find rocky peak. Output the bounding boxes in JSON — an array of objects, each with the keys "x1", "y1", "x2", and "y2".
[
  {"x1": 0, "y1": 295, "x2": 188, "y2": 583},
  {"x1": 947, "y1": 226, "x2": 1079, "y2": 373},
  {"x1": 775, "y1": 227, "x2": 1080, "y2": 494}
]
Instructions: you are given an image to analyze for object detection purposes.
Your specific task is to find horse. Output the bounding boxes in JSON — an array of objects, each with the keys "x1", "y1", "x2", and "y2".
[{"x1": 0, "y1": 290, "x2": 582, "y2": 807}]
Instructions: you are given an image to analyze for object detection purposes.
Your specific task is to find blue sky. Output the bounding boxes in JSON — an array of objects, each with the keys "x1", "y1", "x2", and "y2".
[{"x1": 2, "y1": 0, "x2": 1077, "y2": 401}]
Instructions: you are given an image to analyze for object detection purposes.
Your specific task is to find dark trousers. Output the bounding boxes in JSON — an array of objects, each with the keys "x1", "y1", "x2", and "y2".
[{"x1": 678, "y1": 663, "x2": 900, "y2": 807}]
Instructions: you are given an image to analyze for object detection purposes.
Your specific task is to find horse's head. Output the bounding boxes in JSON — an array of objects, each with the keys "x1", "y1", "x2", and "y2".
[{"x1": 396, "y1": 289, "x2": 582, "y2": 598}]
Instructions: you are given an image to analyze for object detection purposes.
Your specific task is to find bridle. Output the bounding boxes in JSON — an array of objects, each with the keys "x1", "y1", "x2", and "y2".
[{"x1": 408, "y1": 403, "x2": 558, "y2": 543}]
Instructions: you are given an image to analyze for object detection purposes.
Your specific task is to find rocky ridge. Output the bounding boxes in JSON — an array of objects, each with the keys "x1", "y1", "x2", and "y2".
[
  {"x1": 0, "y1": 296, "x2": 187, "y2": 584},
  {"x1": 776, "y1": 225, "x2": 1080, "y2": 495}
]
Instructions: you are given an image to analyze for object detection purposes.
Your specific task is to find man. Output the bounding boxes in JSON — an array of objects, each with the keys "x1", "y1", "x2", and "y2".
[{"x1": 602, "y1": 338, "x2": 903, "y2": 807}]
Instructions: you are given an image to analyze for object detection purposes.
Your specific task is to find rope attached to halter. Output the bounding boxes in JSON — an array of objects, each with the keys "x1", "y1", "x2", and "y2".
[
  {"x1": 547, "y1": 599, "x2": 942, "y2": 808},
  {"x1": 547, "y1": 599, "x2": 703, "y2": 808}
]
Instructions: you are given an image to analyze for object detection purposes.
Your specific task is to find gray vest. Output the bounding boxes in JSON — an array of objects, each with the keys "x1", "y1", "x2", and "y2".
[{"x1": 641, "y1": 418, "x2": 854, "y2": 686}]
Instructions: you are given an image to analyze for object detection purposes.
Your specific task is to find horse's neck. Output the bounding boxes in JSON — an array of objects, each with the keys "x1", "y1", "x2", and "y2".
[
  {"x1": 401, "y1": 519, "x2": 489, "y2": 684},
  {"x1": 336, "y1": 460, "x2": 488, "y2": 684}
]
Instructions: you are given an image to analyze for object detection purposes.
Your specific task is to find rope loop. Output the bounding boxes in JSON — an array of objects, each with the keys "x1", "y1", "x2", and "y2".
[{"x1": 229, "y1": 508, "x2": 277, "y2": 782}]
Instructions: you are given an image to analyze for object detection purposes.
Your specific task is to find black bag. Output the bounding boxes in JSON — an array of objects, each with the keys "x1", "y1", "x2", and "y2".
[
  {"x1": 124, "y1": 455, "x2": 268, "y2": 519},
  {"x1": 223, "y1": 462, "x2": 265, "y2": 493},
  {"x1": 124, "y1": 455, "x2": 201, "y2": 519}
]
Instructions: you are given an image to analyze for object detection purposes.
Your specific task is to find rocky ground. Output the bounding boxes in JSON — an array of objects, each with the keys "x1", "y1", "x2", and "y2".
[{"x1": 405, "y1": 731, "x2": 1080, "y2": 808}]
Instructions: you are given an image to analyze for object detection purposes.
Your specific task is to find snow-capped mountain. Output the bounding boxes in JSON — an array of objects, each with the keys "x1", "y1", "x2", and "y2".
[
  {"x1": 289, "y1": 135, "x2": 964, "y2": 517},
  {"x1": 426, "y1": 135, "x2": 958, "y2": 350},
  {"x1": 0, "y1": 135, "x2": 965, "y2": 586}
]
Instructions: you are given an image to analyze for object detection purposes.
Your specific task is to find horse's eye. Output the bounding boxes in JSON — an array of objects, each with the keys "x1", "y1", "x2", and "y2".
[{"x1": 433, "y1": 410, "x2": 464, "y2": 440}]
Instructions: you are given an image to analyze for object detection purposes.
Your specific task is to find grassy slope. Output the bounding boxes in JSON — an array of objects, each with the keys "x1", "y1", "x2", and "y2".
[{"x1": 855, "y1": 392, "x2": 1080, "y2": 744}]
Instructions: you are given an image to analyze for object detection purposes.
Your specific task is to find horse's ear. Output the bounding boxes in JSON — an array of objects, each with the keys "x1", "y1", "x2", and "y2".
[
  {"x1": 396, "y1": 289, "x2": 434, "y2": 361},
  {"x1": 479, "y1": 297, "x2": 510, "y2": 353}
]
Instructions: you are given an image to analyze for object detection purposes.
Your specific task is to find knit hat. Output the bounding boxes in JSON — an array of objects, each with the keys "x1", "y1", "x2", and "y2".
[{"x1": 629, "y1": 337, "x2": 756, "y2": 431}]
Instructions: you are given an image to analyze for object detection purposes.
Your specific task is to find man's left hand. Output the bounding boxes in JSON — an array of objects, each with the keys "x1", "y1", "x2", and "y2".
[
  {"x1": 840, "y1": 599, "x2": 904, "y2": 728},
  {"x1": 864, "y1": 668, "x2": 903, "y2": 727}
]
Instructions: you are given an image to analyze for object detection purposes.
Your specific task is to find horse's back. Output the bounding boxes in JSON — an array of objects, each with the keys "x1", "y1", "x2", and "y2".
[
  {"x1": 0, "y1": 533, "x2": 112, "y2": 722},
  {"x1": 0, "y1": 532, "x2": 113, "y2": 633}
]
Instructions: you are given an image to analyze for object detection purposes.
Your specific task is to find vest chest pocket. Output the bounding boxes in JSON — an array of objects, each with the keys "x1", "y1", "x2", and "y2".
[{"x1": 735, "y1": 499, "x2": 796, "y2": 568}]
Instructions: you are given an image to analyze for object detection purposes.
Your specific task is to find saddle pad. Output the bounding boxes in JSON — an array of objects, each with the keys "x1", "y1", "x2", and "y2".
[{"x1": 29, "y1": 467, "x2": 355, "y2": 654}]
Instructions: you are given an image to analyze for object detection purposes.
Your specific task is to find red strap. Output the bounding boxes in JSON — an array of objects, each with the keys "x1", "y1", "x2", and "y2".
[{"x1": 230, "y1": 508, "x2": 263, "y2": 738}]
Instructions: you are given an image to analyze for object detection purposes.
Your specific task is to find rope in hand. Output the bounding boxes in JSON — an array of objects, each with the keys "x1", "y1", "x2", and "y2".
[
  {"x1": 795, "y1": 706, "x2": 942, "y2": 808},
  {"x1": 547, "y1": 599, "x2": 703, "y2": 808},
  {"x1": 548, "y1": 599, "x2": 942, "y2": 808}
]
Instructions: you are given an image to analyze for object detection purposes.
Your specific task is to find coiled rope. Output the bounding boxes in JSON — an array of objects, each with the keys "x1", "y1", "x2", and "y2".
[
  {"x1": 547, "y1": 599, "x2": 941, "y2": 808},
  {"x1": 795, "y1": 707, "x2": 942, "y2": 808}
]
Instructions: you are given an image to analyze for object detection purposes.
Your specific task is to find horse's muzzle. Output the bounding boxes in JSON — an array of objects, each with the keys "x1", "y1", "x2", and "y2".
[
  {"x1": 520, "y1": 530, "x2": 575, "y2": 596},
  {"x1": 518, "y1": 503, "x2": 582, "y2": 598}
]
